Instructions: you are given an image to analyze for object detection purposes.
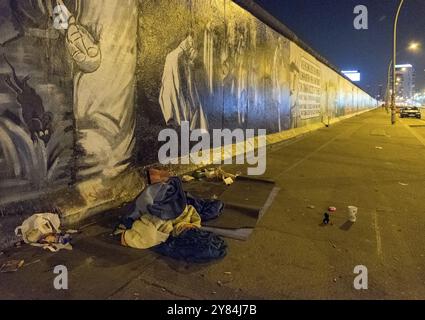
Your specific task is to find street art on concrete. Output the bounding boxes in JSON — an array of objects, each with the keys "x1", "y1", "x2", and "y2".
[
  {"x1": 0, "y1": 0, "x2": 138, "y2": 199},
  {"x1": 0, "y1": 0, "x2": 376, "y2": 247},
  {"x1": 0, "y1": 0, "x2": 75, "y2": 200}
]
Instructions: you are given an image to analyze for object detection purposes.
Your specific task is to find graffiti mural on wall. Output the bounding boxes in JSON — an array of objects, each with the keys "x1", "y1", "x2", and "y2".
[
  {"x1": 159, "y1": 34, "x2": 209, "y2": 131},
  {"x1": 0, "y1": 0, "x2": 138, "y2": 206},
  {"x1": 136, "y1": 0, "x2": 297, "y2": 165},
  {"x1": 0, "y1": 0, "x2": 376, "y2": 208},
  {"x1": 0, "y1": 0, "x2": 76, "y2": 203}
]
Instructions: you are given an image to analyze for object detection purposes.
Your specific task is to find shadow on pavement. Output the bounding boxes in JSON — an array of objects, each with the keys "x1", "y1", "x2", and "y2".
[{"x1": 339, "y1": 220, "x2": 354, "y2": 231}]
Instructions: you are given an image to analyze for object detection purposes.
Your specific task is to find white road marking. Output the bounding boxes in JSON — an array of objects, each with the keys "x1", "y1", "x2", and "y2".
[{"x1": 373, "y1": 210, "x2": 383, "y2": 261}]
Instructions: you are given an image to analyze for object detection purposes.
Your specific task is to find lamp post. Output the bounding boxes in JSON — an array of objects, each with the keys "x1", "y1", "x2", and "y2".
[
  {"x1": 391, "y1": 0, "x2": 405, "y2": 124},
  {"x1": 386, "y1": 59, "x2": 393, "y2": 112}
]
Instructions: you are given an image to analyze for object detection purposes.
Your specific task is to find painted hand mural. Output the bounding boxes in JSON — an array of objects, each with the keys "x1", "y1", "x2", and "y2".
[
  {"x1": 72, "y1": 0, "x2": 137, "y2": 179},
  {"x1": 0, "y1": 0, "x2": 137, "y2": 205}
]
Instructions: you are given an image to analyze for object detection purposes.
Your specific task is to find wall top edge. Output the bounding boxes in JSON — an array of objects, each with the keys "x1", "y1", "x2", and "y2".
[{"x1": 233, "y1": 0, "x2": 375, "y2": 100}]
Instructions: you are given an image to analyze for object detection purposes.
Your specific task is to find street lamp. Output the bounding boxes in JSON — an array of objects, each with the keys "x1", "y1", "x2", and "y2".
[
  {"x1": 386, "y1": 41, "x2": 422, "y2": 111},
  {"x1": 391, "y1": 0, "x2": 405, "y2": 125},
  {"x1": 408, "y1": 42, "x2": 420, "y2": 51}
]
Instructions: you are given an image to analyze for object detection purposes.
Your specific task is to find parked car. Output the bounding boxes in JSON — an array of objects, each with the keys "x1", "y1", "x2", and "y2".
[{"x1": 400, "y1": 106, "x2": 421, "y2": 119}]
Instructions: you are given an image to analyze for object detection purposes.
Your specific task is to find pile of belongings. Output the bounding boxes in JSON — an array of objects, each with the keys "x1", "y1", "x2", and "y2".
[
  {"x1": 15, "y1": 213, "x2": 73, "y2": 252},
  {"x1": 119, "y1": 177, "x2": 227, "y2": 263}
]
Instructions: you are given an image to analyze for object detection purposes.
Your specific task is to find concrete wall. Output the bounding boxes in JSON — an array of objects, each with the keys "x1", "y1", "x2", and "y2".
[
  {"x1": 0, "y1": 0, "x2": 375, "y2": 249},
  {"x1": 135, "y1": 0, "x2": 376, "y2": 165}
]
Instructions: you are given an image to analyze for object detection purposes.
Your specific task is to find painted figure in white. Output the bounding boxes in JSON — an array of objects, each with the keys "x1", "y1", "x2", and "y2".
[
  {"x1": 159, "y1": 35, "x2": 208, "y2": 131},
  {"x1": 272, "y1": 38, "x2": 291, "y2": 132},
  {"x1": 72, "y1": 0, "x2": 138, "y2": 178}
]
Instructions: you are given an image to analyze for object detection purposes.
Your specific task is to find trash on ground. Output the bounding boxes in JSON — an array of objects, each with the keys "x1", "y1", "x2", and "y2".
[
  {"x1": 65, "y1": 229, "x2": 79, "y2": 234},
  {"x1": 348, "y1": 206, "x2": 358, "y2": 222},
  {"x1": 398, "y1": 182, "x2": 408, "y2": 186},
  {"x1": 119, "y1": 176, "x2": 226, "y2": 263},
  {"x1": 224, "y1": 271, "x2": 232, "y2": 275},
  {"x1": 223, "y1": 177, "x2": 234, "y2": 186},
  {"x1": 328, "y1": 206, "x2": 337, "y2": 212},
  {"x1": 182, "y1": 175, "x2": 195, "y2": 182},
  {"x1": 192, "y1": 170, "x2": 205, "y2": 179},
  {"x1": 191, "y1": 167, "x2": 238, "y2": 185},
  {"x1": 14, "y1": 213, "x2": 73, "y2": 252},
  {"x1": 0, "y1": 259, "x2": 24, "y2": 273},
  {"x1": 204, "y1": 169, "x2": 217, "y2": 179},
  {"x1": 322, "y1": 212, "x2": 330, "y2": 225},
  {"x1": 307, "y1": 205, "x2": 315, "y2": 209},
  {"x1": 375, "y1": 146, "x2": 383, "y2": 150}
]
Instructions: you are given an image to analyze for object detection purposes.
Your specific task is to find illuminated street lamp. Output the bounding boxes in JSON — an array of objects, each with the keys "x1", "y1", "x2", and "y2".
[
  {"x1": 386, "y1": 42, "x2": 422, "y2": 111},
  {"x1": 408, "y1": 42, "x2": 421, "y2": 51}
]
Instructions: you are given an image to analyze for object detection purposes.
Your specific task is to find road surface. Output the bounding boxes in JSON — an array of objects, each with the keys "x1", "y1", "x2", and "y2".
[{"x1": 1, "y1": 108, "x2": 425, "y2": 299}]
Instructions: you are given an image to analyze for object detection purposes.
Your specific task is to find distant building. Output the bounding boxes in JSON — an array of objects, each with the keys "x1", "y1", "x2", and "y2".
[
  {"x1": 342, "y1": 70, "x2": 361, "y2": 82},
  {"x1": 394, "y1": 64, "x2": 415, "y2": 100}
]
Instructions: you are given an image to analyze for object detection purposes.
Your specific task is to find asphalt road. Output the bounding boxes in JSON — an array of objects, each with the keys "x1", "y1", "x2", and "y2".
[{"x1": 1, "y1": 108, "x2": 425, "y2": 300}]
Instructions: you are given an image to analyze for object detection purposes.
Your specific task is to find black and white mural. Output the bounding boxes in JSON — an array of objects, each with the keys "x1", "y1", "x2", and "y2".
[{"x1": 0, "y1": 0, "x2": 376, "y2": 216}]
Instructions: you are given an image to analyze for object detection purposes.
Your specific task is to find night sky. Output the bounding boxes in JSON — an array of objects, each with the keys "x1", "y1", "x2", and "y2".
[{"x1": 254, "y1": 0, "x2": 425, "y2": 97}]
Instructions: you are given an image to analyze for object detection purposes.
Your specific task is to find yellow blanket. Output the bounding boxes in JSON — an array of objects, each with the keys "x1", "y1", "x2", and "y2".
[{"x1": 122, "y1": 205, "x2": 201, "y2": 249}]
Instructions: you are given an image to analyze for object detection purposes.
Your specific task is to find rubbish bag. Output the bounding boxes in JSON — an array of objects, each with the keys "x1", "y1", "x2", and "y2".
[
  {"x1": 15, "y1": 213, "x2": 61, "y2": 244},
  {"x1": 14, "y1": 213, "x2": 72, "y2": 252}
]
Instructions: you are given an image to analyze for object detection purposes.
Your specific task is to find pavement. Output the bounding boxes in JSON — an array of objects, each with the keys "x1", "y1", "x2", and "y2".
[{"x1": 1, "y1": 108, "x2": 425, "y2": 300}]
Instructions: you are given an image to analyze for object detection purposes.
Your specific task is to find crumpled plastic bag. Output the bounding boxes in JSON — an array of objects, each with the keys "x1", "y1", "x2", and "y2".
[{"x1": 15, "y1": 213, "x2": 72, "y2": 252}]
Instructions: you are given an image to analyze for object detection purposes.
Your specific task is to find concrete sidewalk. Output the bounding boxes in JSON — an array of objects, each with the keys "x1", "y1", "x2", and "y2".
[{"x1": 1, "y1": 108, "x2": 425, "y2": 300}]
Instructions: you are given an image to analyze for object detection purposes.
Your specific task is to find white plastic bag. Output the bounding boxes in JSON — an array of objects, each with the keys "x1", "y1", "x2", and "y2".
[
  {"x1": 15, "y1": 213, "x2": 71, "y2": 252},
  {"x1": 15, "y1": 213, "x2": 61, "y2": 245}
]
